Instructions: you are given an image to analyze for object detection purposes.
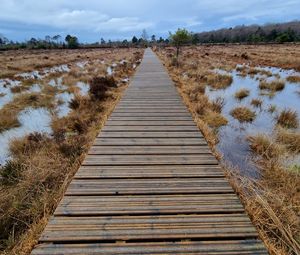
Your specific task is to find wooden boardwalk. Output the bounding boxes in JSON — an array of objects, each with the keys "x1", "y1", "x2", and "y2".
[{"x1": 31, "y1": 49, "x2": 267, "y2": 254}]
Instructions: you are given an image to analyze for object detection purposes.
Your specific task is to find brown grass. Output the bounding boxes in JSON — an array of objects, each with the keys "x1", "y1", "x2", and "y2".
[
  {"x1": 276, "y1": 109, "x2": 298, "y2": 129},
  {"x1": 202, "y1": 110, "x2": 228, "y2": 128},
  {"x1": 248, "y1": 134, "x2": 285, "y2": 160},
  {"x1": 276, "y1": 128, "x2": 300, "y2": 153},
  {"x1": 0, "y1": 109, "x2": 21, "y2": 133},
  {"x1": 206, "y1": 73, "x2": 233, "y2": 89},
  {"x1": 234, "y1": 88, "x2": 250, "y2": 100},
  {"x1": 286, "y1": 75, "x2": 300, "y2": 83},
  {"x1": 230, "y1": 106, "x2": 256, "y2": 122},
  {"x1": 259, "y1": 80, "x2": 285, "y2": 91},
  {"x1": 251, "y1": 98, "x2": 263, "y2": 108}
]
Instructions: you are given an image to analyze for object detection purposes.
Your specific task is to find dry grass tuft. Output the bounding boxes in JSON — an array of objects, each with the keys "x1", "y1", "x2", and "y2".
[
  {"x1": 251, "y1": 98, "x2": 263, "y2": 108},
  {"x1": 286, "y1": 75, "x2": 300, "y2": 83},
  {"x1": 202, "y1": 110, "x2": 228, "y2": 128},
  {"x1": 248, "y1": 134, "x2": 285, "y2": 160},
  {"x1": 276, "y1": 109, "x2": 298, "y2": 129},
  {"x1": 211, "y1": 97, "x2": 225, "y2": 113},
  {"x1": 230, "y1": 106, "x2": 256, "y2": 122},
  {"x1": 276, "y1": 128, "x2": 300, "y2": 153},
  {"x1": 207, "y1": 73, "x2": 233, "y2": 89},
  {"x1": 259, "y1": 80, "x2": 285, "y2": 91},
  {"x1": 0, "y1": 110, "x2": 21, "y2": 133},
  {"x1": 234, "y1": 88, "x2": 250, "y2": 100}
]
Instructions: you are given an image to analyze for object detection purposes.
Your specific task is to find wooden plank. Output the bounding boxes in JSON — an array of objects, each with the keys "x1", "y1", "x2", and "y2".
[
  {"x1": 88, "y1": 145, "x2": 210, "y2": 155},
  {"x1": 111, "y1": 112, "x2": 190, "y2": 117},
  {"x1": 83, "y1": 154, "x2": 218, "y2": 165},
  {"x1": 93, "y1": 138, "x2": 207, "y2": 146},
  {"x1": 31, "y1": 240, "x2": 268, "y2": 255},
  {"x1": 98, "y1": 132, "x2": 203, "y2": 138},
  {"x1": 108, "y1": 117, "x2": 192, "y2": 121},
  {"x1": 66, "y1": 178, "x2": 233, "y2": 195},
  {"x1": 102, "y1": 125, "x2": 199, "y2": 131},
  {"x1": 75, "y1": 165, "x2": 224, "y2": 178},
  {"x1": 55, "y1": 194, "x2": 242, "y2": 216},
  {"x1": 105, "y1": 121, "x2": 195, "y2": 126},
  {"x1": 40, "y1": 214, "x2": 258, "y2": 242}
]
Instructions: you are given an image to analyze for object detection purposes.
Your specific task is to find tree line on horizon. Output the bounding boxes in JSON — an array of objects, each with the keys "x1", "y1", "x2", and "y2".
[
  {"x1": 1, "y1": 21, "x2": 300, "y2": 50},
  {"x1": 195, "y1": 21, "x2": 300, "y2": 43}
]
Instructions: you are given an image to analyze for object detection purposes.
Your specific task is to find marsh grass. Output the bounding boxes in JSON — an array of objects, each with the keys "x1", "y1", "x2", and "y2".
[
  {"x1": 251, "y1": 98, "x2": 263, "y2": 108},
  {"x1": 230, "y1": 106, "x2": 256, "y2": 122},
  {"x1": 0, "y1": 110, "x2": 21, "y2": 133},
  {"x1": 248, "y1": 134, "x2": 285, "y2": 160},
  {"x1": 206, "y1": 73, "x2": 233, "y2": 89},
  {"x1": 276, "y1": 128, "x2": 300, "y2": 153},
  {"x1": 276, "y1": 109, "x2": 298, "y2": 129},
  {"x1": 203, "y1": 110, "x2": 228, "y2": 128},
  {"x1": 211, "y1": 97, "x2": 225, "y2": 113},
  {"x1": 286, "y1": 75, "x2": 300, "y2": 83},
  {"x1": 259, "y1": 80, "x2": 285, "y2": 91},
  {"x1": 234, "y1": 88, "x2": 250, "y2": 100}
]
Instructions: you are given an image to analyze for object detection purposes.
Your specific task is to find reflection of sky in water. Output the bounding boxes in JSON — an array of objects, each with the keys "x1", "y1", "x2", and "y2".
[
  {"x1": 77, "y1": 81, "x2": 89, "y2": 95},
  {"x1": 206, "y1": 66, "x2": 300, "y2": 177},
  {"x1": 0, "y1": 107, "x2": 52, "y2": 165},
  {"x1": 55, "y1": 92, "x2": 74, "y2": 118}
]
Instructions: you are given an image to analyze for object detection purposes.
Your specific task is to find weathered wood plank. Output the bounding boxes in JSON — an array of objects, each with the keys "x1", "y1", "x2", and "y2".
[
  {"x1": 93, "y1": 138, "x2": 207, "y2": 146},
  {"x1": 40, "y1": 214, "x2": 258, "y2": 242},
  {"x1": 98, "y1": 131, "x2": 203, "y2": 138},
  {"x1": 55, "y1": 194, "x2": 242, "y2": 216},
  {"x1": 88, "y1": 145, "x2": 210, "y2": 154},
  {"x1": 66, "y1": 178, "x2": 233, "y2": 195},
  {"x1": 31, "y1": 240, "x2": 268, "y2": 255},
  {"x1": 75, "y1": 165, "x2": 224, "y2": 178},
  {"x1": 102, "y1": 125, "x2": 199, "y2": 131}
]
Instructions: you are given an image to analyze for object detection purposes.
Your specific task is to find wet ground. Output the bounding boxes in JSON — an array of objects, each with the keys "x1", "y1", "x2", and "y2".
[{"x1": 206, "y1": 65, "x2": 300, "y2": 177}]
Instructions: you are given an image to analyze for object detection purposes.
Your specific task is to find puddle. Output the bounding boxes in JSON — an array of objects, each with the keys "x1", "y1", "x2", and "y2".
[
  {"x1": 55, "y1": 92, "x2": 74, "y2": 118},
  {"x1": 49, "y1": 77, "x2": 68, "y2": 90},
  {"x1": 107, "y1": 66, "x2": 113, "y2": 76},
  {"x1": 206, "y1": 66, "x2": 300, "y2": 177},
  {"x1": 76, "y1": 81, "x2": 89, "y2": 95},
  {"x1": 0, "y1": 107, "x2": 52, "y2": 165},
  {"x1": 76, "y1": 61, "x2": 89, "y2": 69}
]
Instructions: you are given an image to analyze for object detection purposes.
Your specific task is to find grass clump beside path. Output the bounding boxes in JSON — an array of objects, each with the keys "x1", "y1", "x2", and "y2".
[
  {"x1": 207, "y1": 73, "x2": 233, "y2": 89},
  {"x1": 230, "y1": 106, "x2": 256, "y2": 122}
]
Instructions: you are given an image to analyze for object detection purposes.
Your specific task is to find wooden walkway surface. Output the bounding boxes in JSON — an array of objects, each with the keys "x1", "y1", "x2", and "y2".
[{"x1": 31, "y1": 49, "x2": 267, "y2": 254}]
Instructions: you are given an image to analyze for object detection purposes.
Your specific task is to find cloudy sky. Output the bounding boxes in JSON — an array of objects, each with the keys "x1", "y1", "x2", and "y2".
[{"x1": 0, "y1": 0, "x2": 299, "y2": 42}]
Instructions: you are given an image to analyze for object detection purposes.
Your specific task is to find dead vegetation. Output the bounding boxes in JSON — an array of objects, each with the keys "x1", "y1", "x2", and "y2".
[
  {"x1": 276, "y1": 109, "x2": 299, "y2": 129},
  {"x1": 251, "y1": 98, "x2": 263, "y2": 108},
  {"x1": 230, "y1": 106, "x2": 256, "y2": 122},
  {"x1": 234, "y1": 88, "x2": 250, "y2": 100},
  {"x1": 287, "y1": 75, "x2": 300, "y2": 83},
  {"x1": 206, "y1": 73, "x2": 233, "y2": 89},
  {"x1": 259, "y1": 80, "x2": 285, "y2": 91}
]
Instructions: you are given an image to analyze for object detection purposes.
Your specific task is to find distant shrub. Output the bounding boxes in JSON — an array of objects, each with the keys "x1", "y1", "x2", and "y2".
[{"x1": 235, "y1": 88, "x2": 250, "y2": 100}]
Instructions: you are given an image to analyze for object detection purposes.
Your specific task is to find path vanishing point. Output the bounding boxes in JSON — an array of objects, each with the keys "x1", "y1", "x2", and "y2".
[{"x1": 31, "y1": 49, "x2": 267, "y2": 254}]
